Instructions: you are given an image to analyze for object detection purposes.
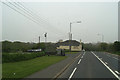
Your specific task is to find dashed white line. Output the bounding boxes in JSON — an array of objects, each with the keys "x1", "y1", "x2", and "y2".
[
  {"x1": 113, "y1": 57, "x2": 118, "y2": 60},
  {"x1": 115, "y1": 71, "x2": 120, "y2": 75},
  {"x1": 68, "y1": 67, "x2": 77, "y2": 80},
  {"x1": 105, "y1": 62, "x2": 108, "y2": 65},
  {"x1": 106, "y1": 54, "x2": 118, "y2": 61},
  {"x1": 78, "y1": 59, "x2": 82, "y2": 64},
  {"x1": 100, "y1": 58, "x2": 102, "y2": 60},
  {"x1": 81, "y1": 56, "x2": 83, "y2": 58},
  {"x1": 83, "y1": 52, "x2": 85, "y2": 56},
  {"x1": 91, "y1": 51, "x2": 120, "y2": 80}
]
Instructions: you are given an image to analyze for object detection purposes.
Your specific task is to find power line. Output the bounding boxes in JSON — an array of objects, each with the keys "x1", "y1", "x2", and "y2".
[
  {"x1": 15, "y1": 2, "x2": 66, "y2": 35},
  {"x1": 7, "y1": 1, "x2": 45, "y2": 25},
  {"x1": 2, "y1": 2, "x2": 41, "y2": 25},
  {"x1": 2, "y1": 1, "x2": 68, "y2": 39},
  {"x1": 13, "y1": 1, "x2": 45, "y2": 24}
]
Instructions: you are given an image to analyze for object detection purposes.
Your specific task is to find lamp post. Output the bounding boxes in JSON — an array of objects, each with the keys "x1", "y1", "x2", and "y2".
[
  {"x1": 97, "y1": 34, "x2": 104, "y2": 42},
  {"x1": 69, "y1": 21, "x2": 81, "y2": 52},
  {"x1": 39, "y1": 36, "x2": 40, "y2": 43}
]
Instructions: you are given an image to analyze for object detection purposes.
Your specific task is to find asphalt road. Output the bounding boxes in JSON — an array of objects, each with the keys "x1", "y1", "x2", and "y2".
[{"x1": 58, "y1": 51, "x2": 120, "y2": 80}]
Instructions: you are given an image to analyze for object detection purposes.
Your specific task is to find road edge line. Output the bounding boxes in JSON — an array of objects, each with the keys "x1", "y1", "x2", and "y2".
[{"x1": 91, "y1": 51, "x2": 120, "y2": 80}]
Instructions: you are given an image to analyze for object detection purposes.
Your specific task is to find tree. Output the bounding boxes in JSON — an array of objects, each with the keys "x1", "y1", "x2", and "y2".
[
  {"x1": 2, "y1": 41, "x2": 12, "y2": 52},
  {"x1": 39, "y1": 43, "x2": 46, "y2": 51},
  {"x1": 99, "y1": 43, "x2": 108, "y2": 51},
  {"x1": 113, "y1": 41, "x2": 120, "y2": 51},
  {"x1": 32, "y1": 43, "x2": 46, "y2": 51}
]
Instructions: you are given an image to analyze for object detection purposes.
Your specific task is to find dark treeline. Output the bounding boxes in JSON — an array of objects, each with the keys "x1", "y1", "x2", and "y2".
[
  {"x1": 2, "y1": 41, "x2": 46, "y2": 53},
  {"x1": 2, "y1": 41, "x2": 58, "y2": 63},
  {"x1": 2, "y1": 41, "x2": 47, "y2": 63},
  {"x1": 83, "y1": 41, "x2": 120, "y2": 53},
  {"x1": 2, "y1": 40, "x2": 120, "y2": 53}
]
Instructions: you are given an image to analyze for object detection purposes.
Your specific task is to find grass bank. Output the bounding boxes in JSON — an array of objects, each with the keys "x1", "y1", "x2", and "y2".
[
  {"x1": 111, "y1": 52, "x2": 120, "y2": 56},
  {"x1": 65, "y1": 52, "x2": 79, "y2": 54},
  {"x1": 2, "y1": 55, "x2": 67, "y2": 79}
]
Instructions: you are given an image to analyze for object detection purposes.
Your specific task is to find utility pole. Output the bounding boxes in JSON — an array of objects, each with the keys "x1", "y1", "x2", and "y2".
[
  {"x1": 44, "y1": 32, "x2": 48, "y2": 55},
  {"x1": 102, "y1": 34, "x2": 104, "y2": 42},
  {"x1": 97, "y1": 34, "x2": 104, "y2": 42},
  {"x1": 69, "y1": 21, "x2": 81, "y2": 52},
  {"x1": 69, "y1": 22, "x2": 72, "y2": 52},
  {"x1": 39, "y1": 36, "x2": 40, "y2": 43}
]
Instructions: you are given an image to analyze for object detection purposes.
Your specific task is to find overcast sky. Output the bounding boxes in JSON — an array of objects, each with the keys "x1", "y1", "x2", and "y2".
[{"x1": 2, "y1": 1, "x2": 118, "y2": 43}]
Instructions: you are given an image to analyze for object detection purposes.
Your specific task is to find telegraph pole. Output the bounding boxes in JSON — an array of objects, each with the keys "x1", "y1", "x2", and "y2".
[
  {"x1": 97, "y1": 34, "x2": 104, "y2": 42},
  {"x1": 44, "y1": 32, "x2": 48, "y2": 55},
  {"x1": 69, "y1": 23, "x2": 72, "y2": 52},
  {"x1": 39, "y1": 36, "x2": 40, "y2": 43}
]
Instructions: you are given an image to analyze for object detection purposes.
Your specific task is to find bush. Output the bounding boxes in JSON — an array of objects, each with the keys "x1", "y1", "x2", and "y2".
[
  {"x1": 113, "y1": 41, "x2": 120, "y2": 51},
  {"x1": 2, "y1": 52, "x2": 45, "y2": 63}
]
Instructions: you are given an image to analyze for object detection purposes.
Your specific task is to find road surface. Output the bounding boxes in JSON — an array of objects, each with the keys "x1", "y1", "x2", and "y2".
[{"x1": 58, "y1": 51, "x2": 120, "y2": 80}]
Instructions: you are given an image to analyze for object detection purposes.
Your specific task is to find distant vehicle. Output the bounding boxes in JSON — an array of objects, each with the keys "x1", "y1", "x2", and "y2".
[{"x1": 27, "y1": 49, "x2": 42, "y2": 52}]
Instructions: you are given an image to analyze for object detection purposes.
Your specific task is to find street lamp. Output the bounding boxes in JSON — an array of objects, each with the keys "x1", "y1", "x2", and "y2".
[
  {"x1": 97, "y1": 34, "x2": 104, "y2": 42},
  {"x1": 69, "y1": 21, "x2": 81, "y2": 52},
  {"x1": 70, "y1": 21, "x2": 81, "y2": 33}
]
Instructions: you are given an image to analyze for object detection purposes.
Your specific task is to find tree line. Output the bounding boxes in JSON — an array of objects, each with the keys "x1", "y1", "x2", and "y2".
[
  {"x1": 83, "y1": 41, "x2": 120, "y2": 53},
  {"x1": 1, "y1": 40, "x2": 120, "y2": 54},
  {"x1": 2, "y1": 41, "x2": 46, "y2": 53}
]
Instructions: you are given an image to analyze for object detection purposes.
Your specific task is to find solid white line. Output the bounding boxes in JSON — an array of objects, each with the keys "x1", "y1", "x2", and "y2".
[
  {"x1": 68, "y1": 67, "x2": 77, "y2": 80},
  {"x1": 91, "y1": 51, "x2": 120, "y2": 80},
  {"x1": 115, "y1": 71, "x2": 120, "y2": 75},
  {"x1": 78, "y1": 59, "x2": 81, "y2": 64}
]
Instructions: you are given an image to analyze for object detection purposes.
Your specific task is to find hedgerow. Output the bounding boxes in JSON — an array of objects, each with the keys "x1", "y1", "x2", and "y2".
[{"x1": 2, "y1": 52, "x2": 45, "y2": 63}]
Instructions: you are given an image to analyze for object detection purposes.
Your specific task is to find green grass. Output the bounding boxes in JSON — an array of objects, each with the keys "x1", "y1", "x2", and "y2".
[
  {"x1": 2, "y1": 55, "x2": 67, "y2": 79},
  {"x1": 111, "y1": 52, "x2": 120, "y2": 56},
  {"x1": 65, "y1": 52, "x2": 78, "y2": 54}
]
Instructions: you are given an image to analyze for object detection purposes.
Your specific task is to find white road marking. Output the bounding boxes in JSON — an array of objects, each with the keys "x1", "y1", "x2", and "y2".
[
  {"x1": 115, "y1": 71, "x2": 120, "y2": 75},
  {"x1": 81, "y1": 56, "x2": 83, "y2": 58},
  {"x1": 83, "y1": 52, "x2": 85, "y2": 55},
  {"x1": 106, "y1": 53, "x2": 118, "y2": 61},
  {"x1": 83, "y1": 54, "x2": 85, "y2": 56},
  {"x1": 91, "y1": 51, "x2": 120, "y2": 80},
  {"x1": 100, "y1": 58, "x2": 102, "y2": 60},
  {"x1": 105, "y1": 62, "x2": 108, "y2": 65},
  {"x1": 113, "y1": 57, "x2": 118, "y2": 60},
  {"x1": 78, "y1": 59, "x2": 82, "y2": 64},
  {"x1": 68, "y1": 67, "x2": 77, "y2": 80}
]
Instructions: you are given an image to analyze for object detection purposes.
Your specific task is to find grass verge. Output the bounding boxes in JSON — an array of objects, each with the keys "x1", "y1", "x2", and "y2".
[
  {"x1": 65, "y1": 52, "x2": 78, "y2": 54},
  {"x1": 111, "y1": 52, "x2": 120, "y2": 56},
  {"x1": 2, "y1": 55, "x2": 67, "y2": 79}
]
